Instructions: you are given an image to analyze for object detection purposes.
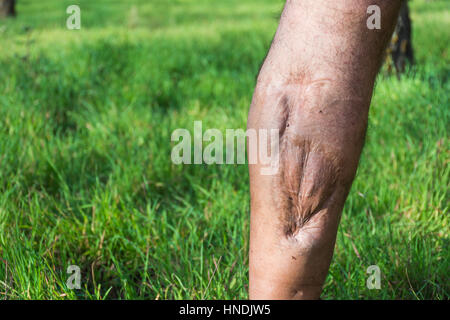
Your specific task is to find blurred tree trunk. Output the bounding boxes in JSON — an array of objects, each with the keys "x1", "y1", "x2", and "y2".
[
  {"x1": 0, "y1": 0, "x2": 16, "y2": 18},
  {"x1": 387, "y1": 1, "x2": 414, "y2": 73}
]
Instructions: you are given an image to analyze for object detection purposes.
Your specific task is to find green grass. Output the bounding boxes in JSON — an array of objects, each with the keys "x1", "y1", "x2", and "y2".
[{"x1": 0, "y1": 0, "x2": 448, "y2": 300}]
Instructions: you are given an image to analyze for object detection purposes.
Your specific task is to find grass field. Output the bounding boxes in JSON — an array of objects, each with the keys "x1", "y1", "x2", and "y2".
[{"x1": 0, "y1": 0, "x2": 448, "y2": 299}]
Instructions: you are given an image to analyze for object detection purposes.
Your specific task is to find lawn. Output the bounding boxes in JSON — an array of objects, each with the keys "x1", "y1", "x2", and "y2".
[{"x1": 0, "y1": 0, "x2": 448, "y2": 299}]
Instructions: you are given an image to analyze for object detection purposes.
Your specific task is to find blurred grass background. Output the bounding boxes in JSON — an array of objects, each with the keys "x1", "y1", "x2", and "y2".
[{"x1": 0, "y1": 0, "x2": 448, "y2": 299}]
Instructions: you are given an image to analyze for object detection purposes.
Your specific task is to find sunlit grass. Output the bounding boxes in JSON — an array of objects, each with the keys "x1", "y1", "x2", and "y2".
[{"x1": 0, "y1": 0, "x2": 448, "y2": 299}]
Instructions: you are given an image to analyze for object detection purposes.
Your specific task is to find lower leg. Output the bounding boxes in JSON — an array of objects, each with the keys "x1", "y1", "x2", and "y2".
[{"x1": 248, "y1": 0, "x2": 402, "y2": 299}]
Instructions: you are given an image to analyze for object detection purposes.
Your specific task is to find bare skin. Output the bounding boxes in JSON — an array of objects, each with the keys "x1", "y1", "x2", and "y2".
[{"x1": 248, "y1": 0, "x2": 402, "y2": 299}]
